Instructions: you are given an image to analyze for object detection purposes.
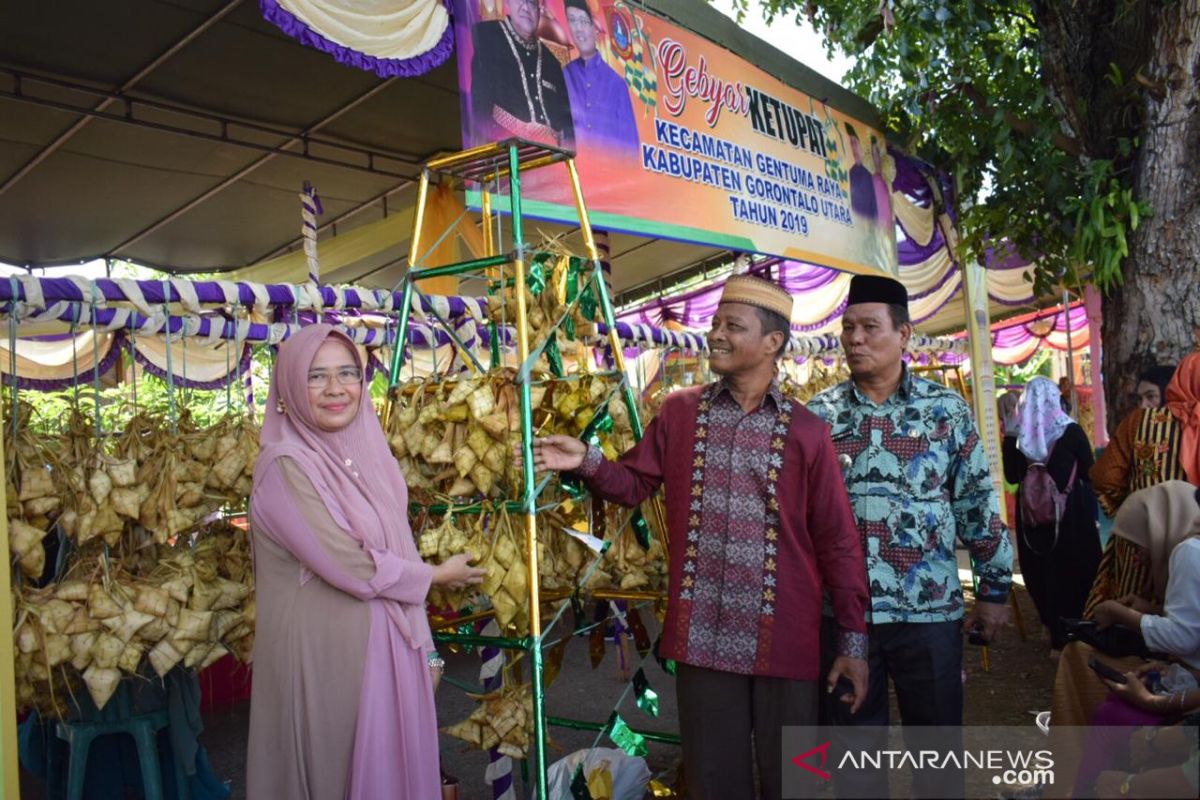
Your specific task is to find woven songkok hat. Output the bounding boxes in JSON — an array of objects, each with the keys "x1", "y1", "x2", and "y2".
[{"x1": 719, "y1": 274, "x2": 794, "y2": 320}]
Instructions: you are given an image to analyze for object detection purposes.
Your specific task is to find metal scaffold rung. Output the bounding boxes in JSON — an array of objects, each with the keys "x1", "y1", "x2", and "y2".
[
  {"x1": 387, "y1": 139, "x2": 664, "y2": 800},
  {"x1": 426, "y1": 138, "x2": 574, "y2": 183}
]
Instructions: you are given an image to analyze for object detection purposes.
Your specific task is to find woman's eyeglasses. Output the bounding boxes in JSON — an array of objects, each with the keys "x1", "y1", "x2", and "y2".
[{"x1": 306, "y1": 367, "x2": 362, "y2": 388}]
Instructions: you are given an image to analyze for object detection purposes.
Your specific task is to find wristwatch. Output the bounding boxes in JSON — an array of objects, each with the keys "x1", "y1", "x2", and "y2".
[{"x1": 1118, "y1": 773, "x2": 1135, "y2": 796}]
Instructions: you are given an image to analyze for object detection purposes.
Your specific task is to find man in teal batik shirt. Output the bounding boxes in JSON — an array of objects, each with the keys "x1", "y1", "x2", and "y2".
[{"x1": 808, "y1": 274, "x2": 1013, "y2": 798}]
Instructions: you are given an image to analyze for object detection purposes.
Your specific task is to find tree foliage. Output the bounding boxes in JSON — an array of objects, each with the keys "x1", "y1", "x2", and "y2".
[{"x1": 730, "y1": 0, "x2": 1153, "y2": 297}]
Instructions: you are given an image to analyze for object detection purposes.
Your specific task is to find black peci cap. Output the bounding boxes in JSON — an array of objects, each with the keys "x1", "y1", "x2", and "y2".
[{"x1": 846, "y1": 274, "x2": 908, "y2": 309}]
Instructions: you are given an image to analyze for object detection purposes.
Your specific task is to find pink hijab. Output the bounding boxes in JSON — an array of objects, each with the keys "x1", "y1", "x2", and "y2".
[{"x1": 252, "y1": 324, "x2": 430, "y2": 649}]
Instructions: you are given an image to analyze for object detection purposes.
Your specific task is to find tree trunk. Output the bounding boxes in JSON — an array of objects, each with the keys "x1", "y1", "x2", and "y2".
[{"x1": 1100, "y1": 0, "x2": 1200, "y2": 428}]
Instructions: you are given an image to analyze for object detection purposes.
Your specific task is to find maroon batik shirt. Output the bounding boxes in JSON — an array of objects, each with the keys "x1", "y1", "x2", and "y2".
[{"x1": 577, "y1": 381, "x2": 868, "y2": 680}]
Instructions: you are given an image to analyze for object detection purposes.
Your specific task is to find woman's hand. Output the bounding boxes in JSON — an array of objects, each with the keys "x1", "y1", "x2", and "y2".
[
  {"x1": 1094, "y1": 599, "x2": 1140, "y2": 630},
  {"x1": 1116, "y1": 594, "x2": 1157, "y2": 614},
  {"x1": 1104, "y1": 670, "x2": 1159, "y2": 712},
  {"x1": 431, "y1": 553, "x2": 486, "y2": 589},
  {"x1": 1134, "y1": 660, "x2": 1172, "y2": 678},
  {"x1": 1092, "y1": 770, "x2": 1129, "y2": 798},
  {"x1": 429, "y1": 656, "x2": 444, "y2": 693}
]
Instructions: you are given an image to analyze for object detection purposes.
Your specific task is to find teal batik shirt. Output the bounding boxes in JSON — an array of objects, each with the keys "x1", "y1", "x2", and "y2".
[{"x1": 808, "y1": 368, "x2": 1012, "y2": 623}]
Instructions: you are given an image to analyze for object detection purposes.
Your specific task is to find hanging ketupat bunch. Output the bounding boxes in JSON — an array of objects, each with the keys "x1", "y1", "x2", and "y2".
[
  {"x1": 385, "y1": 371, "x2": 659, "y2": 633},
  {"x1": 418, "y1": 498, "x2": 664, "y2": 638},
  {"x1": 6, "y1": 400, "x2": 258, "y2": 718},
  {"x1": 597, "y1": 509, "x2": 668, "y2": 594},
  {"x1": 384, "y1": 371, "x2": 632, "y2": 501},
  {"x1": 6, "y1": 402, "x2": 58, "y2": 579},
  {"x1": 779, "y1": 359, "x2": 849, "y2": 404},
  {"x1": 417, "y1": 510, "x2": 488, "y2": 611},
  {"x1": 484, "y1": 251, "x2": 598, "y2": 373},
  {"x1": 5, "y1": 405, "x2": 259, "y2": 560},
  {"x1": 441, "y1": 679, "x2": 536, "y2": 759},
  {"x1": 385, "y1": 372, "x2": 520, "y2": 500},
  {"x1": 12, "y1": 521, "x2": 255, "y2": 716}
]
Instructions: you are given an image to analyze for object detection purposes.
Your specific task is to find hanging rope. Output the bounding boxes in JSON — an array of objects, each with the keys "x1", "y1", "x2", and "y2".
[
  {"x1": 8, "y1": 276, "x2": 20, "y2": 453},
  {"x1": 180, "y1": 307, "x2": 189, "y2": 409},
  {"x1": 161, "y1": 280, "x2": 178, "y2": 432},
  {"x1": 89, "y1": 283, "x2": 103, "y2": 436},
  {"x1": 128, "y1": 313, "x2": 138, "y2": 413},
  {"x1": 239, "y1": 306, "x2": 255, "y2": 418},
  {"x1": 224, "y1": 311, "x2": 233, "y2": 412}
]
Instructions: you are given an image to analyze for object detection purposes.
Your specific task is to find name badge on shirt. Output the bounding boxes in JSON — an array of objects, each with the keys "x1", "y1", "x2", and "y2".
[{"x1": 542, "y1": 79, "x2": 557, "y2": 91}]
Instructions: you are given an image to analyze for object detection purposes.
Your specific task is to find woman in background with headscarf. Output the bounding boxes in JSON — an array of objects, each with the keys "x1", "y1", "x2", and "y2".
[
  {"x1": 1048, "y1": 484, "x2": 1200, "y2": 737},
  {"x1": 247, "y1": 325, "x2": 484, "y2": 800},
  {"x1": 1166, "y1": 352, "x2": 1200, "y2": 489},
  {"x1": 1088, "y1": 353, "x2": 1200, "y2": 617},
  {"x1": 1065, "y1": 481, "x2": 1200, "y2": 796},
  {"x1": 1091, "y1": 362, "x2": 1185, "y2": 516},
  {"x1": 1003, "y1": 376, "x2": 1100, "y2": 655}
]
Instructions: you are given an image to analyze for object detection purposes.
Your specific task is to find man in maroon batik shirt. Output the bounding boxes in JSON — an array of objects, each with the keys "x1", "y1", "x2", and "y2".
[{"x1": 530, "y1": 274, "x2": 869, "y2": 800}]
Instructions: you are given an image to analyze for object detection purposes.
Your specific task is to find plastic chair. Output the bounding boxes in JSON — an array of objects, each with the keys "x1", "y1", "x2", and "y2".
[{"x1": 50, "y1": 680, "x2": 190, "y2": 800}]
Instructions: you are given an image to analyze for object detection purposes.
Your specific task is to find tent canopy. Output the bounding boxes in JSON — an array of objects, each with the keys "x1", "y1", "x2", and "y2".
[
  {"x1": 0, "y1": 0, "x2": 1051, "y2": 334},
  {"x1": 0, "y1": 1, "x2": 866, "y2": 283}
]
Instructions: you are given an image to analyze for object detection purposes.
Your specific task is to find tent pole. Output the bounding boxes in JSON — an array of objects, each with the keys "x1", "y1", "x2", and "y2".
[
  {"x1": 1084, "y1": 286, "x2": 1108, "y2": 446},
  {"x1": 1063, "y1": 289, "x2": 1079, "y2": 415}
]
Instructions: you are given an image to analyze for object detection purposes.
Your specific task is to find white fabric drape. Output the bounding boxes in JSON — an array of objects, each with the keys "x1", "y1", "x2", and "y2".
[
  {"x1": 891, "y1": 191, "x2": 935, "y2": 246},
  {"x1": 276, "y1": 0, "x2": 449, "y2": 60},
  {"x1": 0, "y1": 331, "x2": 115, "y2": 382}
]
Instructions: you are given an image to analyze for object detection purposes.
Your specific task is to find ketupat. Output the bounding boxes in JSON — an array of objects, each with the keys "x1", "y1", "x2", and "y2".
[
  {"x1": 441, "y1": 681, "x2": 537, "y2": 759},
  {"x1": 10, "y1": 521, "x2": 256, "y2": 717}
]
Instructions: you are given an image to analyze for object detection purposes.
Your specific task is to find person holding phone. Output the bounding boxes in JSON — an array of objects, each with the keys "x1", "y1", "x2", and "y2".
[
  {"x1": 1076, "y1": 657, "x2": 1200, "y2": 796},
  {"x1": 1049, "y1": 483, "x2": 1200, "y2": 796}
]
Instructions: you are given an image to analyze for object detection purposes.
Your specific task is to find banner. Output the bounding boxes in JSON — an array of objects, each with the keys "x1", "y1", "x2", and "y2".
[{"x1": 451, "y1": 0, "x2": 897, "y2": 275}]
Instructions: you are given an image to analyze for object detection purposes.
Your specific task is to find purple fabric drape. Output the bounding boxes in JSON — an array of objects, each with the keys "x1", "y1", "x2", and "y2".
[
  {"x1": 990, "y1": 305, "x2": 1087, "y2": 349},
  {"x1": 0, "y1": 278, "x2": 482, "y2": 320},
  {"x1": 258, "y1": 0, "x2": 454, "y2": 78},
  {"x1": 617, "y1": 259, "x2": 840, "y2": 330},
  {"x1": 897, "y1": 224, "x2": 947, "y2": 264}
]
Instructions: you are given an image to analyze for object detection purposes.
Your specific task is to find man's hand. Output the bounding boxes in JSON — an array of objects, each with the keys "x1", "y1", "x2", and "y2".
[
  {"x1": 964, "y1": 600, "x2": 1008, "y2": 643},
  {"x1": 826, "y1": 656, "x2": 869, "y2": 714},
  {"x1": 513, "y1": 435, "x2": 588, "y2": 473}
]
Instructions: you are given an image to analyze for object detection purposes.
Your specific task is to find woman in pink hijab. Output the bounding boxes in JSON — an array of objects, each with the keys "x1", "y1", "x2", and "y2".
[{"x1": 247, "y1": 325, "x2": 483, "y2": 799}]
